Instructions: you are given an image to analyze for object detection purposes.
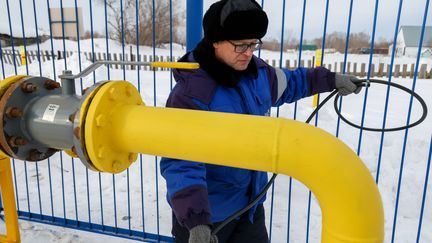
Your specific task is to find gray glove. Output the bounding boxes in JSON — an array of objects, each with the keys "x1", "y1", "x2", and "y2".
[
  {"x1": 335, "y1": 74, "x2": 362, "y2": 96},
  {"x1": 189, "y1": 225, "x2": 218, "y2": 243}
]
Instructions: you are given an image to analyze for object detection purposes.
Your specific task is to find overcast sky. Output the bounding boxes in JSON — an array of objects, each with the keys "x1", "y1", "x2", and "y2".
[{"x1": 1, "y1": 0, "x2": 430, "y2": 42}]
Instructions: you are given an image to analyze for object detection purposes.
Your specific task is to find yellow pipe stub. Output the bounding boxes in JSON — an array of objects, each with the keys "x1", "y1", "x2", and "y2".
[
  {"x1": 84, "y1": 81, "x2": 143, "y2": 173},
  {"x1": 150, "y1": 62, "x2": 199, "y2": 69},
  {"x1": 0, "y1": 75, "x2": 27, "y2": 96}
]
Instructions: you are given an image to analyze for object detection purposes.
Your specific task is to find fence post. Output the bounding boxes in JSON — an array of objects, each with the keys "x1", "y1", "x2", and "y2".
[
  {"x1": 143, "y1": 55, "x2": 148, "y2": 70},
  {"x1": 402, "y1": 64, "x2": 407, "y2": 78},
  {"x1": 378, "y1": 63, "x2": 384, "y2": 77},
  {"x1": 130, "y1": 45, "x2": 135, "y2": 70},
  {"x1": 418, "y1": 64, "x2": 427, "y2": 79},
  {"x1": 410, "y1": 63, "x2": 415, "y2": 78},
  {"x1": 394, "y1": 64, "x2": 400, "y2": 77},
  {"x1": 361, "y1": 63, "x2": 366, "y2": 76}
]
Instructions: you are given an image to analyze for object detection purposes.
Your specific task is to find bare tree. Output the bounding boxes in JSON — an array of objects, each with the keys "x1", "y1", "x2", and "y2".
[
  {"x1": 282, "y1": 29, "x2": 300, "y2": 50},
  {"x1": 262, "y1": 38, "x2": 282, "y2": 51},
  {"x1": 313, "y1": 32, "x2": 347, "y2": 53},
  {"x1": 311, "y1": 31, "x2": 372, "y2": 53},
  {"x1": 98, "y1": 0, "x2": 185, "y2": 46},
  {"x1": 348, "y1": 32, "x2": 371, "y2": 52}
]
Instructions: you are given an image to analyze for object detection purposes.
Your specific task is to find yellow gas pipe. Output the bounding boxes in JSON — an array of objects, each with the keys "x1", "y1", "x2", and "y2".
[
  {"x1": 0, "y1": 76, "x2": 23, "y2": 243},
  {"x1": 0, "y1": 154, "x2": 20, "y2": 243},
  {"x1": 82, "y1": 81, "x2": 384, "y2": 243}
]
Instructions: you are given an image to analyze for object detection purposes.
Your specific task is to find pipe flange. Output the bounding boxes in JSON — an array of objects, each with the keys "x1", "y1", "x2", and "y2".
[
  {"x1": 84, "y1": 81, "x2": 143, "y2": 173},
  {"x1": 0, "y1": 75, "x2": 27, "y2": 157},
  {"x1": 72, "y1": 81, "x2": 109, "y2": 171},
  {"x1": 0, "y1": 76, "x2": 61, "y2": 161}
]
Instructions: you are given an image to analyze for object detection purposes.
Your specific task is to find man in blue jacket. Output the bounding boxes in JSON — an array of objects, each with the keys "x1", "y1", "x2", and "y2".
[{"x1": 160, "y1": 0, "x2": 361, "y2": 242}]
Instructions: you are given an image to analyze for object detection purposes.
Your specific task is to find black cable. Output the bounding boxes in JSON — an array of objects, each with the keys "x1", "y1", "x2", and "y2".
[
  {"x1": 212, "y1": 78, "x2": 428, "y2": 235},
  {"x1": 335, "y1": 79, "x2": 428, "y2": 132}
]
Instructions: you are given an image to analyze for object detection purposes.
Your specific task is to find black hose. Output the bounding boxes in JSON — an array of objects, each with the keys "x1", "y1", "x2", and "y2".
[{"x1": 212, "y1": 78, "x2": 428, "y2": 235}]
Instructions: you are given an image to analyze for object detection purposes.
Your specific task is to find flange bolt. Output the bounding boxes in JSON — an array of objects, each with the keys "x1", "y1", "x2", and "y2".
[
  {"x1": 5, "y1": 107, "x2": 23, "y2": 118},
  {"x1": 28, "y1": 149, "x2": 43, "y2": 161},
  {"x1": 8, "y1": 136, "x2": 28, "y2": 147},
  {"x1": 44, "y1": 80, "x2": 61, "y2": 90},
  {"x1": 21, "y1": 82, "x2": 38, "y2": 93}
]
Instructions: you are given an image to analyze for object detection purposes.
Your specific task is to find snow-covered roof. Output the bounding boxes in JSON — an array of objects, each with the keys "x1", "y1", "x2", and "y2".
[{"x1": 399, "y1": 26, "x2": 432, "y2": 47}]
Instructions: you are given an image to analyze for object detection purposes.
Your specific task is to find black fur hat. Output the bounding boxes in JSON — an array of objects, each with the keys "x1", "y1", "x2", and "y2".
[{"x1": 203, "y1": 0, "x2": 268, "y2": 43}]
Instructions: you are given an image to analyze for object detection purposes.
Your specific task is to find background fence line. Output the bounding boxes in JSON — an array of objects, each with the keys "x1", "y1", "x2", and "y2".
[{"x1": 1, "y1": 49, "x2": 431, "y2": 78}]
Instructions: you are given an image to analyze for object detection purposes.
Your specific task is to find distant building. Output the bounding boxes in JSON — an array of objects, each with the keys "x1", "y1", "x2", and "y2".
[
  {"x1": 389, "y1": 26, "x2": 432, "y2": 57},
  {"x1": 50, "y1": 7, "x2": 84, "y2": 39},
  {"x1": 297, "y1": 44, "x2": 317, "y2": 51},
  {"x1": 421, "y1": 49, "x2": 432, "y2": 58}
]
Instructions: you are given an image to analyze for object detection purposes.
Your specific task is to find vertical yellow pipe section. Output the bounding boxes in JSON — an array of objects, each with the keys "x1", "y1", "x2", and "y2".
[
  {"x1": 0, "y1": 75, "x2": 24, "y2": 243},
  {"x1": 109, "y1": 104, "x2": 384, "y2": 243},
  {"x1": 0, "y1": 154, "x2": 20, "y2": 243}
]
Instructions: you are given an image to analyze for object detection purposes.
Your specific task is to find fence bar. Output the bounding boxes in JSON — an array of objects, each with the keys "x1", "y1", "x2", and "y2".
[
  {"x1": 58, "y1": 0, "x2": 68, "y2": 223},
  {"x1": 104, "y1": 0, "x2": 111, "y2": 79},
  {"x1": 60, "y1": 153, "x2": 66, "y2": 222},
  {"x1": 18, "y1": 0, "x2": 28, "y2": 75},
  {"x1": 186, "y1": 0, "x2": 203, "y2": 51},
  {"x1": 268, "y1": 0, "x2": 288, "y2": 240},
  {"x1": 16, "y1": 212, "x2": 173, "y2": 243},
  {"x1": 5, "y1": 0, "x2": 21, "y2": 218},
  {"x1": 416, "y1": 136, "x2": 432, "y2": 243},
  {"x1": 169, "y1": 0, "x2": 174, "y2": 90},
  {"x1": 335, "y1": 0, "x2": 354, "y2": 138},
  {"x1": 133, "y1": 0, "x2": 146, "y2": 237},
  {"x1": 118, "y1": 0, "x2": 132, "y2": 233},
  {"x1": 0, "y1": 31, "x2": 4, "y2": 79},
  {"x1": 6, "y1": 0, "x2": 17, "y2": 74},
  {"x1": 376, "y1": 0, "x2": 404, "y2": 184},
  {"x1": 152, "y1": 0, "x2": 161, "y2": 236},
  {"x1": 391, "y1": 1, "x2": 430, "y2": 242},
  {"x1": 357, "y1": 0, "x2": 380, "y2": 155},
  {"x1": 60, "y1": 0, "x2": 68, "y2": 69}
]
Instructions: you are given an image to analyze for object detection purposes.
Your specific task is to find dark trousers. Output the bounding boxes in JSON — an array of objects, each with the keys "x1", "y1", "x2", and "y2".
[{"x1": 172, "y1": 204, "x2": 269, "y2": 243}]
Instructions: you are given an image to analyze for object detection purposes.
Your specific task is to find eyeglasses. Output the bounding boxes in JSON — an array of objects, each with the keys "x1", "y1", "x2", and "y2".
[{"x1": 227, "y1": 40, "x2": 263, "y2": 53}]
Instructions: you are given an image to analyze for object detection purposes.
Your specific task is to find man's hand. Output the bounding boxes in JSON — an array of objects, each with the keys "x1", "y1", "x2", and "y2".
[
  {"x1": 189, "y1": 225, "x2": 218, "y2": 243},
  {"x1": 335, "y1": 74, "x2": 362, "y2": 96}
]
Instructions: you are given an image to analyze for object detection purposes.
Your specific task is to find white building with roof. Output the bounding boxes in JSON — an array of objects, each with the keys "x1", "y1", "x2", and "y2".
[{"x1": 389, "y1": 26, "x2": 432, "y2": 57}]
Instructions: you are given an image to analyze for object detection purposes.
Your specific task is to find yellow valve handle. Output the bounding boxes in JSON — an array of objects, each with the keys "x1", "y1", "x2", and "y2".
[{"x1": 150, "y1": 62, "x2": 199, "y2": 69}]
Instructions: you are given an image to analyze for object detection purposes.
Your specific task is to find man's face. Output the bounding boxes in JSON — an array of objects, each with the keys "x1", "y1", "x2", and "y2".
[{"x1": 213, "y1": 39, "x2": 261, "y2": 71}]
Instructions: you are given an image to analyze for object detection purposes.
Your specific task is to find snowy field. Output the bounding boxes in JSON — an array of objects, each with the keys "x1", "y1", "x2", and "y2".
[{"x1": 0, "y1": 39, "x2": 431, "y2": 243}]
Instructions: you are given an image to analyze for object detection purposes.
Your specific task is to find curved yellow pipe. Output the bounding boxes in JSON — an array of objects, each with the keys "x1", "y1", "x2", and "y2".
[
  {"x1": 85, "y1": 81, "x2": 384, "y2": 242},
  {"x1": 114, "y1": 105, "x2": 384, "y2": 242}
]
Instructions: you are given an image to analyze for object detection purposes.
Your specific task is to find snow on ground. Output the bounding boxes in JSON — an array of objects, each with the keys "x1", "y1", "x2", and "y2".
[{"x1": 1, "y1": 39, "x2": 432, "y2": 243}]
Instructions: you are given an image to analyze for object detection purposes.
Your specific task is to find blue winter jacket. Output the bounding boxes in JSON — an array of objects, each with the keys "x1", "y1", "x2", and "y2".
[{"x1": 160, "y1": 52, "x2": 336, "y2": 230}]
